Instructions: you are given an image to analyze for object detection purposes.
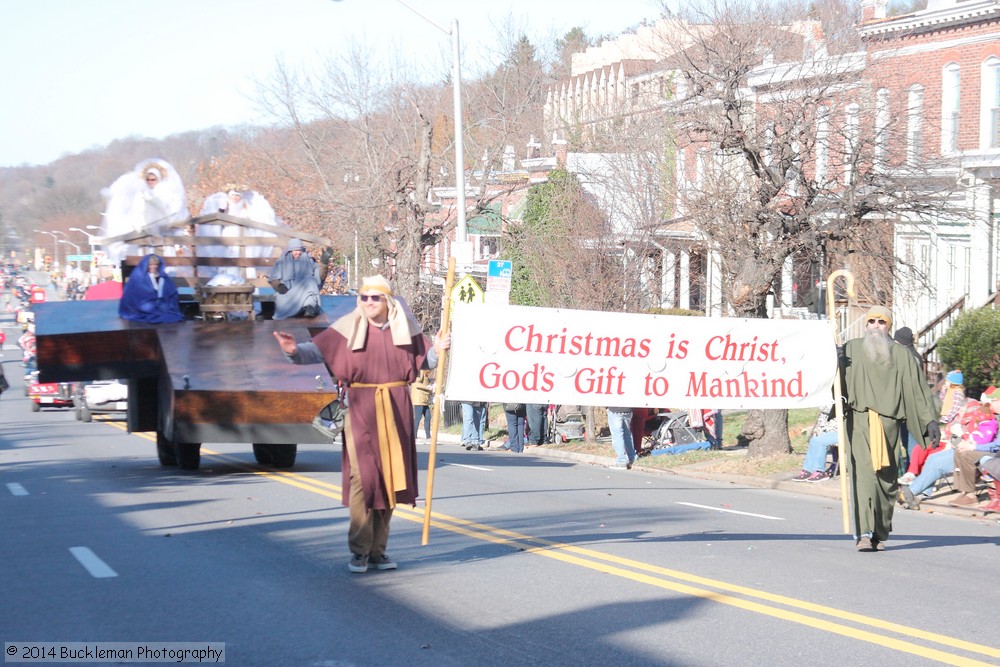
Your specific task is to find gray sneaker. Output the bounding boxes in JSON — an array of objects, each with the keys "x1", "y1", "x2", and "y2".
[
  {"x1": 348, "y1": 553, "x2": 369, "y2": 573},
  {"x1": 369, "y1": 554, "x2": 397, "y2": 570}
]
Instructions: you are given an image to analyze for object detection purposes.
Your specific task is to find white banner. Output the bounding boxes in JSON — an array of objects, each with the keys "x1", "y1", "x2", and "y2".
[{"x1": 445, "y1": 304, "x2": 837, "y2": 410}]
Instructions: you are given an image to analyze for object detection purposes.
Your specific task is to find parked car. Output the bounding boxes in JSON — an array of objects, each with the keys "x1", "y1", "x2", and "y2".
[
  {"x1": 28, "y1": 376, "x2": 74, "y2": 412},
  {"x1": 74, "y1": 380, "x2": 128, "y2": 422}
]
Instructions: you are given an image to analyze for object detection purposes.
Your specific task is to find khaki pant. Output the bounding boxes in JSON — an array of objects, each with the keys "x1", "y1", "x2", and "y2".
[
  {"x1": 954, "y1": 448, "x2": 984, "y2": 495},
  {"x1": 345, "y1": 414, "x2": 393, "y2": 558}
]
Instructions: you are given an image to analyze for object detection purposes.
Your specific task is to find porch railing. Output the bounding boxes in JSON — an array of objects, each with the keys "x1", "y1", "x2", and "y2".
[{"x1": 917, "y1": 282, "x2": 1000, "y2": 381}]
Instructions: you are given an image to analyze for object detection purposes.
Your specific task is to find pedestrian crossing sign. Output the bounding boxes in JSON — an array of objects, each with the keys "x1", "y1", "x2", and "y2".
[{"x1": 450, "y1": 275, "x2": 484, "y2": 315}]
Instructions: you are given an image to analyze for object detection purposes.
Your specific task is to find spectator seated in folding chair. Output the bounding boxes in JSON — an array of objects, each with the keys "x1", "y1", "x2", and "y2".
[
  {"x1": 901, "y1": 396, "x2": 998, "y2": 510},
  {"x1": 793, "y1": 399, "x2": 839, "y2": 483},
  {"x1": 899, "y1": 369, "x2": 966, "y2": 484}
]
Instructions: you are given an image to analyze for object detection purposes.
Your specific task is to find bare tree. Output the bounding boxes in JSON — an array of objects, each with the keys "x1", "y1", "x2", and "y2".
[
  {"x1": 645, "y1": 0, "x2": 962, "y2": 456},
  {"x1": 251, "y1": 43, "x2": 451, "y2": 325}
]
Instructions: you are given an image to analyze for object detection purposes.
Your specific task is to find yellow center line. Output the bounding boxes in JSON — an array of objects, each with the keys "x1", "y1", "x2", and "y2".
[
  {"x1": 261, "y1": 470, "x2": 996, "y2": 665},
  {"x1": 110, "y1": 427, "x2": 998, "y2": 664}
]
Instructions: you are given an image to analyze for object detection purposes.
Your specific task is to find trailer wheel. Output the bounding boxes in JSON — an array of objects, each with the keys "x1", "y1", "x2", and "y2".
[
  {"x1": 252, "y1": 443, "x2": 271, "y2": 465},
  {"x1": 253, "y1": 443, "x2": 297, "y2": 468},
  {"x1": 156, "y1": 432, "x2": 177, "y2": 467},
  {"x1": 176, "y1": 443, "x2": 201, "y2": 470},
  {"x1": 270, "y1": 445, "x2": 297, "y2": 468}
]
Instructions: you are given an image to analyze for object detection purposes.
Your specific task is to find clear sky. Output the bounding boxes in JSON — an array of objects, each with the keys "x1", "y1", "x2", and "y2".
[{"x1": 0, "y1": 0, "x2": 669, "y2": 168}]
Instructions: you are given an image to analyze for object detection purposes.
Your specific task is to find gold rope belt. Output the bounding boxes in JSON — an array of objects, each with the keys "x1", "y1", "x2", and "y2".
[
  {"x1": 352, "y1": 381, "x2": 409, "y2": 509},
  {"x1": 867, "y1": 409, "x2": 890, "y2": 472}
]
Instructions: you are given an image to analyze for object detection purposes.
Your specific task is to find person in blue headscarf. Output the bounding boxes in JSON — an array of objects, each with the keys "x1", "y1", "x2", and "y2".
[
  {"x1": 269, "y1": 238, "x2": 326, "y2": 320},
  {"x1": 118, "y1": 254, "x2": 185, "y2": 323}
]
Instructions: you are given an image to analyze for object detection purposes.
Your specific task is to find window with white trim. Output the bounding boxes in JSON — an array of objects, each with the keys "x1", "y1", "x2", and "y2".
[
  {"x1": 696, "y1": 148, "x2": 708, "y2": 191},
  {"x1": 675, "y1": 148, "x2": 686, "y2": 215},
  {"x1": 907, "y1": 85, "x2": 924, "y2": 166},
  {"x1": 981, "y1": 57, "x2": 1000, "y2": 149},
  {"x1": 815, "y1": 106, "x2": 829, "y2": 184},
  {"x1": 844, "y1": 103, "x2": 860, "y2": 182},
  {"x1": 941, "y1": 63, "x2": 960, "y2": 154},
  {"x1": 874, "y1": 88, "x2": 889, "y2": 171}
]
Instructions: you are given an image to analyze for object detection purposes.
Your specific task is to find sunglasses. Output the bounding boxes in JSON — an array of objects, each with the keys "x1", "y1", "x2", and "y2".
[
  {"x1": 359, "y1": 294, "x2": 383, "y2": 303},
  {"x1": 867, "y1": 318, "x2": 888, "y2": 325}
]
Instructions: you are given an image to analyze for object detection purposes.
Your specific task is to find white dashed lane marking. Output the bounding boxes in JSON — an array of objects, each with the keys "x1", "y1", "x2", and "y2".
[
  {"x1": 6, "y1": 482, "x2": 28, "y2": 496},
  {"x1": 69, "y1": 547, "x2": 118, "y2": 578},
  {"x1": 675, "y1": 501, "x2": 785, "y2": 521}
]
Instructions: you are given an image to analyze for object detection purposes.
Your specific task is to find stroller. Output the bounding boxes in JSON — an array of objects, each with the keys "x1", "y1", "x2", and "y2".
[
  {"x1": 640, "y1": 410, "x2": 710, "y2": 456},
  {"x1": 547, "y1": 404, "x2": 586, "y2": 443}
]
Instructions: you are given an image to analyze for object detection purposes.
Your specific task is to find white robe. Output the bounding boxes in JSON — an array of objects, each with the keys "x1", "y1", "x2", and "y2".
[{"x1": 99, "y1": 159, "x2": 187, "y2": 265}]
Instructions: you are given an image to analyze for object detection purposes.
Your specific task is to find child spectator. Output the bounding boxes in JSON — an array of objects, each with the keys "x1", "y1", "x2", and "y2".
[{"x1": 898, "y1": 369, "x2": 965, "y2": 484}]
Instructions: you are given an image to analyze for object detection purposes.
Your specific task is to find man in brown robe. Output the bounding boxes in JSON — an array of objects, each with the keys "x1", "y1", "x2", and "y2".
[
  {"x1": 274, "y1": 275, "x2": 447, "y2": 573},
  {"x1": 841, "y1": 305, "x2": 939, "y2": 552}
]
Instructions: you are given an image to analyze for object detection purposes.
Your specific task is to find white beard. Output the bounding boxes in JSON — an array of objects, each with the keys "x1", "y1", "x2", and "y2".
[{"x1": 862, "y1": 328, "x2": 892, "y2": 367}]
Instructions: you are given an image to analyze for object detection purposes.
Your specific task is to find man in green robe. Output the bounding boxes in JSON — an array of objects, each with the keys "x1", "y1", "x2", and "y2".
[{"x1": 841, "y1": 305, "x2": 939, "y2": 552}]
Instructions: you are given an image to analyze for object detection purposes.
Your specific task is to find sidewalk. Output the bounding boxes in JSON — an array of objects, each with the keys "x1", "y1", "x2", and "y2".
[{"x1": 428, "y1": 431, "x2": 997, "y2": 521}]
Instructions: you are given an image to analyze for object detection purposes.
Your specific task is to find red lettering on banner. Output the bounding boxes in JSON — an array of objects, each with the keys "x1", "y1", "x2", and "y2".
[
  {"x1": 704, "y1": 335, "x2": 780, "y2": 362},
  {"x1": 503, "y1": 323, "x2": 653, "y2": 358},
  {"x1": 573, "y1": 367, "x2": 626, "y2": 395},
  {"x1": 644, "y1": 374, "x2": 670, "y2": 396},
  {"x1": 505, "y1": 326, "x2": 527, "y2": 351},
  {"x1": 479, "y1": 361, "x2": 554, "y2": 392},
  {"x1": 663, "y1": 333, "x2": 689, "y2": 360},
  {"x1": 686, "y1": 370, "x2": 804, "y2": 398}
]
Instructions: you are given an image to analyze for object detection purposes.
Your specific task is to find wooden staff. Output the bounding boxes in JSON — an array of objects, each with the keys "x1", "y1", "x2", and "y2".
[
  {"x1": 826, "y1": 269, "x2": 855, "y2": 535},
  {"x1": 422, "y1": 256, "x2": 457, "y2": 546}
]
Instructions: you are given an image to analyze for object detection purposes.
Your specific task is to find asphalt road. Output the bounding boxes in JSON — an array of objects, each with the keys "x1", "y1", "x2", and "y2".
[{"x1": 1, "y1": 317, "x2": 998, "y2": 666}]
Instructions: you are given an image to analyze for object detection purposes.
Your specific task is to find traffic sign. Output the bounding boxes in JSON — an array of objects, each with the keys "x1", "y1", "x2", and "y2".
[
  {"x1": 487, "y1": 259, "x2": 512, "y2": 295},
  {"x1": 488, "y1": 259, "x2": 512, "y2": 279},
  {"x1": 451, "y1": 275, "x2": 484, "y2": 310}
]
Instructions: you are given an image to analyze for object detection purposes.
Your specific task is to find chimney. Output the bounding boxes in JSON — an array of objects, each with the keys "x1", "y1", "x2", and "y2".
[
  {"x1": 860, "y1": 0, "x2": 888, "y2": 22},
  {"x1": 552, "y1": 131, "x2": 568, "y2": 166},
  {"x1": 526, "y1": 134, "x2": 541, "y2": 159}
]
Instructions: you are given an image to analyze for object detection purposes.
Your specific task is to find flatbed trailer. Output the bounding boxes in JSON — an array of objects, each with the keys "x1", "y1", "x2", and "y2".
[{"x1": 34, "y1": 213, "x2": 347, "y2": 470}]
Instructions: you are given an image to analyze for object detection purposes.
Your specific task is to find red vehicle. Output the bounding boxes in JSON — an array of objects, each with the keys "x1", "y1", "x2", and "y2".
[
  {"x1": 29, "y1": 286, "x2": 46, "y2": 304},
  {"x1": 28, "y1": 375, "x2": 74, "y2": 412}
]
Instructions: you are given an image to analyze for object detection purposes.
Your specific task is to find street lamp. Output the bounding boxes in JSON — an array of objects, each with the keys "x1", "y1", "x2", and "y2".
[
  {"x1": 69, "y1": 227, "x2": 97, "y2": 251},
  {"x1": 59, "y1": 239, "x2": 81, "y2": 254},
  {"x1": 59, "y1": 239, "x2": 83, "y2": 276},
  {"x1": 35, "y1": 230, "x2": 60, "y2": 271},
  {"x1": 69, "y1": 227, "x2": 96, "y2": 241}
]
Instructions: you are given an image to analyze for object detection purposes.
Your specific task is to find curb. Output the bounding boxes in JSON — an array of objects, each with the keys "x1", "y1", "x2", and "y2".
[{"x1": 432, "y1": 434, "x2": 997, "y2": 522}]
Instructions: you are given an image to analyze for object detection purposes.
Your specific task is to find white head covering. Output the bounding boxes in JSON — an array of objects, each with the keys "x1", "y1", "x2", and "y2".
[{"x1": 332, "y1": 275, "x2": 422, "y2": 350}]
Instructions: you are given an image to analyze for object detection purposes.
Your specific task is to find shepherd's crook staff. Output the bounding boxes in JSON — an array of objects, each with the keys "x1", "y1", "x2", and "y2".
[
  {"x1": 826, "y1": 269, "x2": 855, "y2": 535},
  {"x1": 422, "y1": 256, "x2": 457, "y2": 546}
]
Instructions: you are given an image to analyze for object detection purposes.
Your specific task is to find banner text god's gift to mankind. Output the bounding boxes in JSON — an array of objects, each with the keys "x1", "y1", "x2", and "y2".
[{"x1": 445, "y1": 305, "x2": 837, "y2": 410}]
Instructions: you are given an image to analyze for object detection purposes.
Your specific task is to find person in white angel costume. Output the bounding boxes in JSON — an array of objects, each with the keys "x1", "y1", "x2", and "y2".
[
  {"x1": 197, "y1": 184, "x2": 284, "y2": 279},
  {"x1": 99, "y1": 159, "x2": 188, "y2": 266}
]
